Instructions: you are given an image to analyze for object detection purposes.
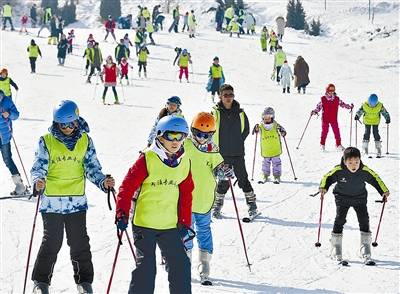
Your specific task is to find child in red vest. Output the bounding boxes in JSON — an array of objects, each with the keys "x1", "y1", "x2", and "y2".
[
  {"x1": 101, "y1": 56, "x2": 119, "y2": 104},
  {"x1": 67, "y1": 29, "x2": 75, "y2": 54},
  {"x1": 119, "y1": 57, "x2": 133, "y2": 85},
  {"x1": 311, "y1": 84, "x2": 353, "y2": 151},
  {"x1": 20, "y1": 14, "x2": 28, "y2": 34}
]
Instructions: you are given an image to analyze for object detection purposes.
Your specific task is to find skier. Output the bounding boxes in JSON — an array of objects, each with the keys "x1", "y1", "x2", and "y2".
[
  {"x1": 27, "y1": 39, "x2": 42, "y2": 74},
  {"x1": 278, "y1": 60, "x2": 294, "y2": 93},
  {"x1": 211, "y1": 84, "x2": 258, "y2": 219},
  {"x1": 177, "y1": 49, "x2": 192, "y2": 83},
  {"x1": 134, "y1": 28, "x2": 145, "y2": 55},
  {"x1": 86, "y1": 42, "x2": 103, "y2": 83},
  {"x1": 273, "y1": 46, "x2": 286, "y2": 83},
  {"x1": 30, "y1": 100, "x2": 115, "y2": 294},
  {"x1": 207, "y1": 56, "x2": 225, "y2": 102},
  {"x1": 319, "y1": 147, "x2": 389, "y2": 265},
  {"x1": 168, "y1": 5, "x2": 180, "y2": 33},
  {"x1": 57, "y1": 33, "x2": 69, "y2": 66},
  {"x1": 275, "y1": 16, "x2": 286, "y2": 41},
  {"x1": 101, "y1": 56, "x2": 119, "y2": 104},
  {"x1": 0, "y1": 90, "x2": 29, "y2": 196},
  {"x1": 30, "y1": 3, "x2": 37, "y2": 28},
  {"x1": 145, "y1": 19, "x2": 155, "y2": 45},
  {"x1": 184, "y1": 112, "x2": 233, "y2": 285},
  {"x1": 67, "y1": 29, "x2": 75, "y2": 54},
  {"x1": 115, "y1": 115, "x2": 193, "y2": 294},
  {"x1": 2, "y1": 2, "x2": 15, "y2": 31},
  {"x1": 152, "y1": 4, "x2": 161, "y2": 25},
  {"x1": 20, "y1": 13, "x2": 29, "y2": 34},
  {"x1": 154, "y1": 14, "x2": 165, "y2": 31},
  {"x1": 115, "y1": 39, "x2": 129, "y2": 65},
  {"x1": 311, "y1": 84, "x2": 353, "y2": 151},
  {"x1": 188, "y1": 10, "x2": 197, "y2": 38},
  {"x1": 182, "y1": 12, "x2": 189, "y2": 32},
  {"x1": 37, "y1": 6, "x2": 52, "y2": 37},
  {"x1": 269, "y1": 31, "x2": 278, "y2": 53},
  {"x1": 243, "y1": 12, "x2": 255, "y2": 35},
  {"x1": 237, "y1": 8, "x2": 245, "y2": 35},
  {"x1": 122, "y1": 33, "x2": 133, "y2": 57},
  {"x1": 215, "y1": 5, "x2": 224, "y2": 32},
  {"x1": 354, "y1": 94, "x2": 390, "y2": 157},
  {"x1": 293, "y1": 55, "x2": 310, "y2": 94},
  {"x1": 260, "y1": 26, "x2": 268, "y2": 52},
  {"x1": 0, "y1": 68, "x2": 19, "y2": 98},
  {"x1": 104, "y1": 15, "x2": 116, "y2": 42},
  {"x1": 120, "y1": 57, "x2": 133, "y2": 85},
  {"x1": 48, "y1": 16, "x2": 58, "y2": 45},
  {"x1": 83, "y1": 43, "x2": 93, "y2": 76},
  {"x1": 147, "y1": 96, "x2": 183, "y2": 147},
  {"x1": 228, "y1": 17, "x2": 240, "y2": 38},
  {"x1": 137, "y1": 45, "x2": 149, "y2": 78},
  {"x1": 57, "y1": 16, "x2": 64, "y2": 42},
  {"x1": 253, "y1": 107, "x2": 287, "y2": 184}
]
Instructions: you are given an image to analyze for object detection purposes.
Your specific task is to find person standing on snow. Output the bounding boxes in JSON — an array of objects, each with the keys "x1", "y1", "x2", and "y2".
[
  {"x1": 188, "y1": 10, "x2": 197, "y2": 38},
  {"x1": 215, "y1": 5, "x2": 224, "y2": 32},
  {"x1": 27, "y1": 39, "x2": 42, "y2": 74},
  {"x1": 57, "y1": 33, "x2": 69, "y2": 66},
  {"x1": 176, "y1": 49, "x2": 192, "y2": 83},
  {"x1": 115, "y1": 39, "x2": 129, "y2": 65},
  {"x1": 86, "y1": 42, "x2": 103, "y2": 83},
  {"x1": 115, "y1": 115, "x2": 193, "y2": 294},
  {"x1": 182, "y1": 12, "x2": 189, "y2": 32},
  {"x1": 273, "y1": 45, "x2": 286, "y2": 83},
  {"x1": 30, "y1": 3, "x2": 37, "y2": 28},
  {"x1": 260, "y1": 26, "x2": 269, "y2": 52},
  {"x1": 278, "y1": 60, "x2": 294, "y2": 93},
  {"x1": 104, "y1": 15, "x2": 116, "y2": 42},
  {"x1": 206, "y1": 57, "x2": 225, "y2": 102},
  {"x1": 101, "y1": 56, "x2": 119, "y2": 104},
  {"x1": 228, "y1": 17, "x2": 240, "y2": 38},
  {"x1": 83, "y1": 42, "x2": 94, "y2": 76},
  {"x1": 224, "y1": 5, "x2": 234, "y2": 29},
  {"x1": 211, "y1": 84, "x2": 258, "y2": 219},
  {"x1": 119, "y1": 57, "x2": 133, "y2": 85},
  {"x1": 269, "y1": 31, "x2": 278, "y2": 53},
  {"x1": 122, "y1": 33, "x2": 133, "y2": 57},
  {"x1": 20, "y1": 13, "x2": 29, "y2": 34},
  {"x1": 37, "y1": 6, "x2": 52, "y2": 37},
  {"x1": 146, "y1": 19, "x2": 156, "y2": 45},
  {"x1": 293, "y1": 55, "x2": 310, "y2": 94},
  {"x1": 311, "y1": 83, "x2": 353, "y2": 151},
  {"x1": 168, "y1": 5, "x2": 180, "y2": 33},
  {"x1": 67, "y1": 29, "x2": 75, "y2": 54},
  {"x1": 30, "y1": 100, "x2": 115, "y2": 294},
  {"x1": 2, "y1": 2, "x2": 15, "y2": 31},
  {"x1": 137, "y1": 45, "x2": 149, "y2": 78},
  {"x1": 0, "y1": 68, "x2": 19, "y2": 98}
]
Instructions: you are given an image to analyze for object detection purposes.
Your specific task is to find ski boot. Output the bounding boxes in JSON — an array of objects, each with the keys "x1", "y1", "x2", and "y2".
[
  {"x1": 77, "y1": 282, "x2": 93, "y2": 294},
  {"x1": 212, "y1": 192, "x2": 225, "y2": 219},
  {"x1": 10, "y1": 175, "x2": 30, "y2": 196},
  {"x1": 211, "y1": 94, "x2": 215, "y2": 103},
  {"x1": 198, "y1": 249, "x2": 212, "y2": 286},
  {"x1": 245, "y1": 191, "x2": 258, "y2": 218},
  {"x1": 258, "y1": 174, "x2": 269, "y2": 184},
  {"x1": 273, "y1": 176, "x2": 281, "y2": 184},
  {"x1": 375, "y1": 141, "x2": 382, "y2": 158},
  {"x1": 320, "y1": 145, "x2": 326, "y2": 152},
  {"x1": 286, "y1": 87, "x2": 290, "y2": 93},
  {"x1": 360, "y1": 231, "x2": 375, "y2": 265},
  {"x1": 362, "y1": 140, "x2": 369, "y2": 155},
  {"x1": 330, "y1": 232, "x2": 345, "y2": 263},
  {"x1": 297, "y1": 88, "x2": 301, "y2": 94},
  {"x1": 33, "y1": 281, "x2": 49, "y2": 294},
  {"x1": 282, "y1": 88, "x2": 286, "y2": 93}
]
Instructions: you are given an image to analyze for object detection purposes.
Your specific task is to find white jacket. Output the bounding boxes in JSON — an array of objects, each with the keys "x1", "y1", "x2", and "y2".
[{"x1": 279, "y1": 64, "x2": 293, "y2": 87}]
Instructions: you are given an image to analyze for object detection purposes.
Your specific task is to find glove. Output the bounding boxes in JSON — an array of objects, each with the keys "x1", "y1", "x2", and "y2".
[
  {"x1": 311, "y1": 110, "x2": 317, "y2": 116},
  {"x1": 386, "y1": 118, "x2": 390, "y2": 124},
  {"x1": 222, "y1": 164, "x2": 235, "y2": 179},
  {"x1": 252, "y1": 124, "x2": 259, "y2": 135},
  {"x1": 350, "y1": 103, "x2": 354, "y2": 109},
  {"x1": 115, "y1": 212, "x2": 128, "y2": 231},
  {"x1": 354, "y1": 114, "x2": 359, "y2": 121},
  {"x1": 280, "y1": 130, "x2": 287, "y2": 137}
]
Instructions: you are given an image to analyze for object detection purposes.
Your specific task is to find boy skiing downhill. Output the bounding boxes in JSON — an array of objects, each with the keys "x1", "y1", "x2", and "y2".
[
  {"x1": 120, "y1": 57, "x2": 133, "y2": 85},
  {"x1": 319, "y1": 147, "x2": 389, "y2": 265},
  {"x1": 253, "y1": 107, "x2": 287, "y2": 184},
  {"x1": 115, "y1": 115, "x2": 193, "y2": 294},
  {"x1": 137, "y1": 46, "x2": 149, "y2": 78},
  {"x1": 311, "y1": 84, "x2": 353, "y2": 151},
  {"x1": 147, "y1": 96, "x2": 183, "y2": 147},
  {"x1": 206, "y1": 56, "x2": 225, "y2": 102},
  {"x1": 278, "y1": 60, "x2": 294, "y2": 93},
  {"x1": 30, "y1": 100, "x2": 115, "y2": 294},
  {"x1": 354, "y1": 94, "x2": 390, "y2": 157},
  {"x1": 101, "y1": 56, "x2": 120, "y2": 104},
  {"x1": 184, "y1": 112, "x2": 233, "y2": 286}
]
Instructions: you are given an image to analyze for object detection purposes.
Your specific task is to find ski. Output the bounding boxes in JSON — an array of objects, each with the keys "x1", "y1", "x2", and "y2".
[
  {"x1": 0, "y1": 194, "x2": 32, "y2": 200},
  {"x1": 200, "y1": 277, "x2": 213, "y2": 286},
  {"x1": 363, "y1": 258, "x2": 376, "y2": 266},
  {"x1": 257, "y1": 180, "x2": 267, "y2": 184},
  {"x1": 242, "y1": 212, "x2": 261, "y2": 223},
  {"x1": 338, "y1": 260, "x2": 349, "y2": 266}
]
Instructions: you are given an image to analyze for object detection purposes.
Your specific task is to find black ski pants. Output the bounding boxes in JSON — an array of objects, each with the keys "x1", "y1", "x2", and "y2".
[
  {"x1": 32, "y1": 211, "x2": 93, "y2": 284},
  {"x1": 363, "y1": 124, "x2": 380, "y2": 141},
  {"x1": 29, "y1": 57, "x2": 37, "y2": 73},
  {"x1": 217, "y1": 155, "x2": 253, "y2": 194},
  {"x1": 333, "y1": 203, "x2": 370, "y2": 234},
  {"x1": 129, "y1": 225, "x2": 191, "y2": 294}
]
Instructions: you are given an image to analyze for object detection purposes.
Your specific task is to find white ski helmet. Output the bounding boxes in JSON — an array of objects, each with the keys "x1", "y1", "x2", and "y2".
[{"x1": 262, "y1": 107, "x2": 275, "y2": 119}]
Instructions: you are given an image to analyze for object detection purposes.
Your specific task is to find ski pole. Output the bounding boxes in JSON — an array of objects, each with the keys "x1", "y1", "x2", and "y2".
[
  {"x1": 120, "y1": 79, "x2": 126, "y2": 103},
  {"x1": 296, "y1": 114, "x2": 313, "y2": 149},
  {"x1": 228, "y1": 179, "x2": 252, "y2": 272},
  {"x1": 372, "y1": 197, "x2": 387, "y2": 247},
  {"x1": 315, "y1": 195, "x2": 324, "y2": 247},
  {"x1": 349, "y1": 108, "x2": 353, "y2": 146},
  {"x1": 283, "y1": 136, "x2": 298, "y2": 180},
  {"x1": 250, "y1": 128, "x2": 258, "y2": 181},
  {"x1": 355, "y1": 119, "x2": 358, "y2": 147},
  {"x1": 12, "y1": 137, "x2": 31, "y2": 188},
  {"x1": 106, "y1": 232, "x2": 123, "y2": 294},
  {"x1": 92, "y1": 74, "x2": 99, "y2": 101},
  {"x1": 386, "y1": 124, "x2": 389, "y2": 155},
  {"x1": 15, "y1": 90, "x2": 19, "y2": 106},
  {"x1": 23, "y1": 190, "x2": 41, "y2": 294}
]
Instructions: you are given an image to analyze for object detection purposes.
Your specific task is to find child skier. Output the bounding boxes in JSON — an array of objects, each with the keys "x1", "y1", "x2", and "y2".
[
  {"x1": 176, "y1": 49, "x2": 192, "y2": 83},
  {"x1": 83, "y1": 43, "x2": 93, "y2": 76},
  {"x1": 253, "y1": 107, "x2": 286, "y2": 184},
  {"x1": 86, "y1": 42, "x2": 103, "y2": 84},
  {"x1": 311, "y1": 84, "x2": 353, "y2": 151},
  {"x1": 115, "y1": 39, "x2": 129, "y2": 65},
  {"x1": 269, "y1": 31, "x2": 278, "y2": 54},
  {"x1": 122, "y1": 33, "x2": 133, "y2": 57},
  {"x1": 119, "y1": 57, "x2": 133, "y2": 85},
  {"x1": 27, "y1": 39, "x2": 42, "y2": 74},
  {"x1": 146, "y1": 19, "x2": 155, "y2": 45},
  {"x1": 260, "y1": 26, "x2": 268, "y2": 52},
  {"x1": 319, "y1": 147, "x2": 389, "y2": 265},
  {"x1": 134, "y1": 28, "x2": 145, "y2": 54},
  {"x1": 30, "y1": 100, "x2": 115, "y2": 293},
  {"x1": 274, "y1": 46, "x2": 286, "y2": 83},
  {"x1": 184, "y1": 112, "x2": 233, "y2": 285},
  {"x1": 207, "y1": 56, "x2": 225, "y2": 102},
  {"x1": 87, "y1": 33, "x2": 95, "y2": 47},
  {"x1": 20, "y1": 14, "x2": 29, "y2": 34},
  {"x1": 104, "y1": 15, "x2": 116, "y2": 42},
  {"x1": 115, "y1": 115, "x2": 193, "y2": 294},
  {"x1": 228, "y1": 17, "x2": 240, "y2": 38},
  {"x1": 137, "y1": 45, "x2": 149, "y2": 78},
  {"x1": 101, "y1": 56, "x2": 119, "y2": 104},
  {"x1": 0, "y1": 90, "x2": 30, "y2": 196},
  {"x1": 67, "y1": 29, "x2": 75, "y2": 54},
  {"x1": 278, "y1": 60, "x2": 294, "y2": 93},
  {"x1": 188, "y1": 10, "x2": 197, "y2": 38},
  {"x1": 147, "y1": 96, "x2": 183, "y2": 147},
  {"x1": 354, "y1": 94, "x2": 390, "y2": 157},
  {"x1": 0, "y1": 68, "x2": 18, "y2": 98}
]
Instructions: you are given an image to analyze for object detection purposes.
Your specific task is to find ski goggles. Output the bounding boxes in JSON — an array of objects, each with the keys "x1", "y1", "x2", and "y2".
[
  {"x1": 59, "y1": 121, "x2": 77, "y2": 129},
  {"x1": 192, "y1": 129, "x2": 214, "y2": 140},
  {"x1": 162, "y1": 131, "x2": 186, "y2": 142}
]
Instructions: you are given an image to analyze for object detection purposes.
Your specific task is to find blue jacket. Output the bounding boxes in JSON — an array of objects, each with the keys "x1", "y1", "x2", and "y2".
[{"x1": 0, "y1": 95, "x2": 19, "y2": 145}]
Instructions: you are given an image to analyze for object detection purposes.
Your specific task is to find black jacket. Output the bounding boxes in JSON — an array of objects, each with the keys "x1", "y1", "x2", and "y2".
[
  {"x1": 320, "y1": 159, "x2": 388, "y2": 206},
  {"x1": 213, "y1": 100, "x2": 249, "y2": 157}
]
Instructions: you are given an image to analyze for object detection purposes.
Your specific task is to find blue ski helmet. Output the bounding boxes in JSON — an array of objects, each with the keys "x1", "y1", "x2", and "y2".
[
  {"x1": 167, "y1": 96, "x2": 182, "y2": 106},
  {"x1": 182, "y1": 49, "x2": 188, "y2": 55},
  {"x1": 156, "y1": 115, "x2": 189, "y2": 137},
  {"x1": 368, "y1": 94, "x2": 378, "y2": 107},
  {"x1": 53, "y1": 100, "x2": 80, "y2": 123}
]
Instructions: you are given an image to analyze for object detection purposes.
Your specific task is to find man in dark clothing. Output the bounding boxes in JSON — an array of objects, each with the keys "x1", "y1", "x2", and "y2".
[
  {"x1": 211, "y1": 84, "x2": 258, "y2": 219},
  {"x1": 115, "y1": 39, "x2": 128, "y2": 65},
  {"x1": 215, "y1": 6, "x2": 224, "y2": 31},
  {"x1": 30, "y1": 4, "x2": 37, "y2": 27},
  {"x1": 87, "y1": 43, "x2": 103, "y2": 83}
]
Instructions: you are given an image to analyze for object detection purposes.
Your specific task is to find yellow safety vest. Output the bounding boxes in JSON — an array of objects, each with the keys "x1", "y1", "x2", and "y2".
[
  {"x1": 179, "y1": 54, "x2": 189, "y2": 67},
  {"x1": 0, "y1": 77, "x2": 12, "y2": 96},
  {"x1": 146, "y1": 22, "x2": 154, "y2": 33},
  {"x1": 211, "y1": 107, "x2": 245, "y2": 147},
  {"x1": 138, "y1": 50, "x2": 148, "y2": 62},
  {"x1": 184, "y1": 139, "x2": 223, "y2": 214},
  {"x1": 28, "y1": 45, "x2": 40, "y2": 58},
  {"x1": 3, "y1": 4, "x2": 12, "y2": 17},
  {"x1": 275, "y1": 50, "x2": 286, "y2": 66},
  {"x1": 133, "y1": 150, "x2": 191, "y2": 229},
  {"x1": 260, "y1": 122, "x2": 282, "y2": 158},
  {"x1": 142, "y1": 9, "x2": 150, "y2": 19},
  {"x1": 211, "y1": 65, "x2": 223, "y2": 79},
  {"x1": 362, "y1": 102, "x2": 382, "y2": 125},
  {"x1": 43, "y1": 133, "x2": 89, "y2": 196}
]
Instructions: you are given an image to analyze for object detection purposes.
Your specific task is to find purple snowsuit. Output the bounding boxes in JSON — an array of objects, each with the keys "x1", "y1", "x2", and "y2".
[{"x1": 262, "y1": 156, "x2": 281, "y2": 177}]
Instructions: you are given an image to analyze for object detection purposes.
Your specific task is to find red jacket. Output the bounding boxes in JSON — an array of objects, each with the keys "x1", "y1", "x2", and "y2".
[
  {"x1": 103, "y1": 63, "x2": 117, "y2": 83},
  {"x1": 120, "y1": 62, "x2": 129, "y2": 75},
  {"x1": 104, "y1": 20, "x2": 115, "y2": 31},
  {"x1": 116, "y1": 153, "x2": 194, "y2": 228},
  {"x1": 313, "y1": 94, "x2": 352, "y2": 122}
]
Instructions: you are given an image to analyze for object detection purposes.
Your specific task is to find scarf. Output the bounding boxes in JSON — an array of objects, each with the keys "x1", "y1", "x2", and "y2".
[{"x1": 49, "y1": 117, "x2": 90, "y2": 151}]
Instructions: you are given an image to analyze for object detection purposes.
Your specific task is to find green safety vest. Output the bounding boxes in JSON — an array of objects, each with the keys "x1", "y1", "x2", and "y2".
[
  {"x1": 28, "y1": 45, "x2": 40, "y2": 58},
  {"x1": 146, "y1": 21, "x2": 154, "y2": 33},
  {"x1": 211, "y1": 65, "x2": 223, "y2": 79},
  {"x1": 43, "y1": 133, "x2": 89, "y2": 197},
  {"x1": 138, "y1": 50, "x2": 148, "y2": 62},
  {"x1": 45, "y1": 8, "x2": 52, "y2": 23},
  {"x1": 260, "y1": 122, "x2": 282, "y2": 158},
  {"x1": 142, "y1": 9, "x2": 150, "y2": 19},
  {"x1": 362, "y1": 102, "x2": 382, "y2": 125},
  {"x1": 275, "y1": 50, "x2": 286, "y2": 66},
  {"x1": 0, "y1": 77, "x2": 12, "y2": 96},
  {"x1": 224, "y1": 7, "x2": 234, "y2": 19},
  {"x1": 3, "y1": 4, "x2": 12, "y2": 17},
  {"x1": 133, "y1": 150, "x2": 191, "y2": 229},
  {"x1": 188, "y1": 14, "x2": 195, "y2": 26},
  {"x1": 211, "y1": 106, "x2": 245, "y2": 147},
  {"x1": 184, "y1": 139, "x2": 223, "y2": 214},
  {"x1": 85, "y1": 48, "x2": 93, "y2": 62},
  {"x1": 261, "y1": 31, "x2": 267, "y2": 40},
  {"x1": 229, "y1": 20, "x2": 239, "y2": 32},
  {"x1": 179, "y1": 54, "x2": 189, "y2": 67}
]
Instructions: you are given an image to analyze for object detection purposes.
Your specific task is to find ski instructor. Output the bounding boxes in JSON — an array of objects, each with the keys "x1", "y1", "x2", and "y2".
[{"x1": 211, "y1": 84, "x2": 258, "y2": 219}]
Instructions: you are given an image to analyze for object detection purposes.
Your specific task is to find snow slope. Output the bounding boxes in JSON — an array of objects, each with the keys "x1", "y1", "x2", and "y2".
[{"x1": 0, "y1": 1, "x2": 399, "y2": 293}]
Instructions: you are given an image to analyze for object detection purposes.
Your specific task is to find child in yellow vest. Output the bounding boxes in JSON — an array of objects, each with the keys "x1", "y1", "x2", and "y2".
[
  {"x1": 260, "y1": 26, "x2": 268, "y2": 52},
  {"x1": 254, "y1": 107, "x2": 286, "y2": 184},
  {"x1": 137, "y1": 45, "x2": 149, "y2": 78}
]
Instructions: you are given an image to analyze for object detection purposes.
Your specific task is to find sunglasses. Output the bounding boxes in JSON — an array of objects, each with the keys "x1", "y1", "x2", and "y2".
[
  {"x1": 222, "y1": 93, "x2": 234, "y2": 98},
  {"x1": 192, "y1": 129, "x2": 214, "y2": 140},
  {"x1": 59, "y1": 121, "x2": 76, "y2": 129},
  {"x1": 162, "y1": 131, "x2": 186, "y2": 142}
]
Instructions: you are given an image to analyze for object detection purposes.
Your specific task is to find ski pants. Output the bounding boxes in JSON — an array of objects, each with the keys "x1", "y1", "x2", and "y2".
[
  {"x1": 333, "y1": 203, "x2": 370, "y2": 234},
  {"x1": 276, "y1": 66, "x2": 282, "y2": 82},
  {"x1": 262, "y1": 156, "x2": 282, "y2": 177},
  {"x1": 32, "y1": 211, "x2": 93, "y2": 284},
  {"x1": 85, "y1": 59, "x2": 90, "y2": 70},
  {"x1": 138, "y1": 61, "x2": 147, "y2": 73},
  {"x1": 104, "y1": 29, "x2": 116, "y2": 41},
  {"x1": 102, "y1": 86, "x2": 118, "y2": 101},
  {"x1": 217, "y1": 156, "x2": 253, "y2": 194},
  {"x1": 321, "y1": 120, "x2": 341, "y2": 146},
  {"x1": 211, "y1": 78, "x2": 221, "y2": 96},
  {"x1": 186, "y1": 212, "x2": 213, "y2": 254},
  {"x1": 297, "y1": 83, "x2": 307, "y2": 93},
  {"x1": 29, "y1": 57, "x2": 37, "y2": 73},
  {"x1": 129, "y1": 225, "x2": 191, "y2": 294},
  {"x1": 363, "y1": 124, "x2": 380, "y2": 142},
  {"x1": 58, "y1": 57, "x2": 65, "y2": 65},
  {"x1": 2, "y1": 17, "x2": 14, "y2": 30},
  {"x1": 88, "y1": 65, "x2": 101, "y2": 78},
  {"x1": 37, "y1": 23, "x2": 49, "y2": 37},
  {"x1": 179, "y1": 66, "x2": 188, "y2": 80},
  {"x1": 149, "y1": 32, "x2": 155, "y2": 44},
  {"x1": 0, "y1": 140, "x2": 19, "y2": 175}
]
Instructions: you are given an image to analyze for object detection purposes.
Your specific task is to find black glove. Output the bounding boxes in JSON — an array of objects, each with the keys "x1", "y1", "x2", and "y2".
[
  {"x1": 178, "y1": 223, "x2": 196, "y2": 243},
  {"x1": 354, "y1": 114, "x2": 359, "y2": 121},
  {"x1": 115, "y1": 211, "x2": 128, "y2": 231},
  {"x1": 386, "y1": 118, "x2": 390, "y2": 124}
]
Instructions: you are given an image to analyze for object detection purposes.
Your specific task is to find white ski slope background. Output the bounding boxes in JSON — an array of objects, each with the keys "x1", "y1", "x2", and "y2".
[{"x1": 0, "y1": 1, "x2": 399, "y2": 293}]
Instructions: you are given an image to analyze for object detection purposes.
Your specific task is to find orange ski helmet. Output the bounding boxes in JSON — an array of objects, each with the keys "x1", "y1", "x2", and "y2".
[{"x1": 191, "y1": 112, "x2": 216, "y2": 133}]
